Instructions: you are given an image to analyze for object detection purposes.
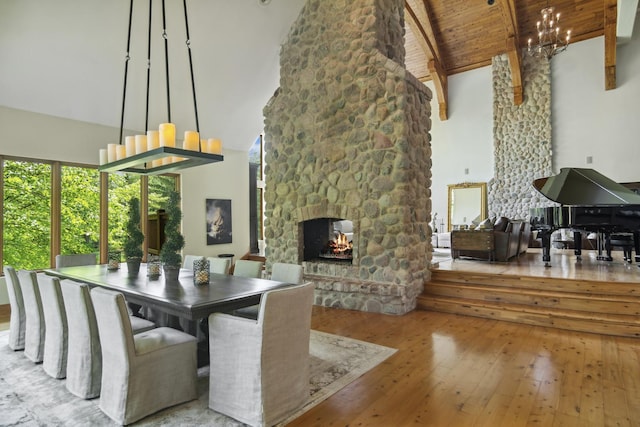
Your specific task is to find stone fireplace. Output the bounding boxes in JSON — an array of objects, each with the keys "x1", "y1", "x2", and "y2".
[{"x1": 263, "y1": 0, "x2": 432, "y2": 315}]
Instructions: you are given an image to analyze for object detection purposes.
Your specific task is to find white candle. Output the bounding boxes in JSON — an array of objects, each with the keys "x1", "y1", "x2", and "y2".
[
  {"x1": 99, "y1": 149, "x2": 108, "y2": 165},
  {"x1": 125, "y1": 136, "x2": 136, "y2": 157},
  {"x1": 183, "y1": 131, "x2": 199, "y2": 151},
  {"x1": 147, "y1": 130, "x2": 160, "y2": 150},
  {"x1": 207, "y1": 138, "x2": 222, "y2": 155},
  {"x1": 135, "y1": 134, "x2": 147, "y2": 154},
  {"x1": 107, "y1": 144, "x2": 118, "y2": 162},
  {"x1": 159, "y1": 123, "x2": 175, "y2": 147},
  {"x1": 116, "y1": 145, "x2": 127, "y2": 160},
  {"x1": 209, "y1": 138, "x2": 222, "y2": 154}
]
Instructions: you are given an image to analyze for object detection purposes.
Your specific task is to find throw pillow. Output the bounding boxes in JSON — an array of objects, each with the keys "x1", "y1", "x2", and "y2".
[
  {"x1": 494, "y1": 216, "x2": 509, "y2": 232},
  {"x1": 477, "y1": 218, "x2": 494, "y2": 230}
]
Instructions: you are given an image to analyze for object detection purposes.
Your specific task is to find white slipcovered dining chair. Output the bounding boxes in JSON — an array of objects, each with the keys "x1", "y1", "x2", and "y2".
[
  {"x1": 90, "y1": 287, "x2": 197, "y2": 425},
  {"x1": 17, "y1": 270, "x2": 46, "y2": 363},
  {"x1": 60, "y1": 280, "x2": 155, "y2": 399},
  {"x1": 55, "y1": 253, "x2": 97, "y2": 268},
  {"x1": 3, "y1": 266, "x2": 26, "y2": 351},
  {"x1": 271, "y1": 262, "x2": 304, "y2": 284},
  {"x1": 234, "y1": 262, "x2": 303, "y2": 320},
  {"x1": 38, "y1": 274, "x2": 68, "y2": 379},
  {"x1": 182, "y1": 254, "x2": 199, "y2": 270},
  {"x1": 208, "y1": 282, "x2": 315, "y2": 427},
  {"x1": 232, "y1": 259, "x2": 263, "y2": 278},
  {"x1": 231, "y1": 260, "x2": 265, "y2": 319},
  {"x1": 208, "y1": 256, "x2": 231, "y2": 275}
]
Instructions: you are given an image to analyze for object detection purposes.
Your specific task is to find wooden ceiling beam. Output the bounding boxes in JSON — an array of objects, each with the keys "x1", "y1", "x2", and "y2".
[
  {"x1": 501, "y1": 0, "x2": 523, "y2": 105},
  {"x1": 405, "y1": 1, "x2": 448, "y2": 120},
  {"x1": 604, "y1": 0, "x2": 617, "y2": 90}
]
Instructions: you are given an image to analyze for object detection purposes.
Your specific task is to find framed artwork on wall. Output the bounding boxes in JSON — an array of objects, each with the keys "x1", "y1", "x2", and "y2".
[{"x1": 206, "y1": 199, "x2": 232, "y2": 245}]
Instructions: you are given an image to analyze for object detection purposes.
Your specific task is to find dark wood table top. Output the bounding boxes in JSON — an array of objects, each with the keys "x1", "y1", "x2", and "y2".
[{"x1": 44, "y1": 264, "x2": 291, "y2": 321}]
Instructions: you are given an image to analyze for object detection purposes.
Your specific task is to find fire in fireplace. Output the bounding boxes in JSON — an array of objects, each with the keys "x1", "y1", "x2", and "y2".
[
  {"x1": 302, "y1": 218, "x2": 354, "y2": 263},
  {"x1": 320, "y1": 230, "x2": 353, "y2": 260}
]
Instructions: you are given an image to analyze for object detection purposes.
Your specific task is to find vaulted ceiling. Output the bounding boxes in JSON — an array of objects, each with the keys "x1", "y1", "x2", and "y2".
[
  {"x1": 404, "y1": 0, "x2": 638, "y2": 120},
  {"x1": 0, "y1": 1, "x2": 637, "y2": 152}
]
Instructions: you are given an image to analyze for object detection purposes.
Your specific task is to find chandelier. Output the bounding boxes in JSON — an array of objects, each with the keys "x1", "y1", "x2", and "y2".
[
  {"x1": 527, "y1": 4, "x2": 571, "y2": 60},
  {"x1": 98, "y1": 0, "x2": 223, "y2": 175}
]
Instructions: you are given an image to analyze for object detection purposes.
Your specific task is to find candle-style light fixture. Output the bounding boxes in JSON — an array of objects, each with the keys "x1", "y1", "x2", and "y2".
[
  {"x1": 527, "y1": 2, "x2": 571, "y2": 60},
  {"x1": 98, "y1": 0, "x2": 223, "y2": 175}
]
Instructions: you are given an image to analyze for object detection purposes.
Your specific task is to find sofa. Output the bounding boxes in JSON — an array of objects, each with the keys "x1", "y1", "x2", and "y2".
[{"x1": 451, "y1": 217, "x2": 530, "y2": 262}]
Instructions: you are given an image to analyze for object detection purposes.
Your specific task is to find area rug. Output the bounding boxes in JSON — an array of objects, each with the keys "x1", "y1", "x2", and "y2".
[{"x1": 0, "y1": 329, "x2": 396, "y2": 426}]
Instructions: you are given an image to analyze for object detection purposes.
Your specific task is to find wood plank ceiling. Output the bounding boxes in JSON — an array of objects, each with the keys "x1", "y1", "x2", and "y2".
[{"x1": 404, "y1": 0, "x2": 618, "y2": 121}]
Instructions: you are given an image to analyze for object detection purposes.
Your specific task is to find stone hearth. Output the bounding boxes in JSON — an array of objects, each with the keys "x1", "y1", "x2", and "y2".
[{"x1": 263, "y1": 0, "x2": 432, "y2": 315}]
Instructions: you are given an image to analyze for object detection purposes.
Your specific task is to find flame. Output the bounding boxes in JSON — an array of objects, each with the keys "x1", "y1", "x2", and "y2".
[{"x1": 330, "y1": 232, "x2": 353, "y2": 254}]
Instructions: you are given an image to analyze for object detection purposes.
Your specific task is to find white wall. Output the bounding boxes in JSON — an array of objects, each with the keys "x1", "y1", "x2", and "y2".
[
  {"x1": 425, "y1": 67, "x2": 494, "y2": 232},
  {"x1": 552, "y1": 33, "x2": 640, "y2": 182},
  {"x1": 0, "y1": 106, "x2": 112, "y2": 164},
  {"x1": 180, "y1": 149, "x2": 251, "y2": 262}
]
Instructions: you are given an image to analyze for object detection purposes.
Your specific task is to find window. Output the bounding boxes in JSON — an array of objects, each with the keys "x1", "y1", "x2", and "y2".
[
  {"x1": 107, "y1": 173, "x2": 141, "y2": 256},
  {"x1": 148, "y1": 175, "x2": 178, "y2": 213},
  {"x1": 2, "y1": 159, "x2": 51, "y2": 270},
  {"x1": 249, "y1": 135, "x2": 265, "y2": 254},
  {"x1": 60, "y1": 165, "x2": 100, "y2": 256},
  {"x1": 0, "y1": 155, "x2": 179, "y2": 270}
]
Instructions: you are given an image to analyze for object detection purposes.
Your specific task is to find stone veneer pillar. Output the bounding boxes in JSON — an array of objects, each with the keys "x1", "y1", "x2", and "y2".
[
  {"x1": 263, "y1": 0, "x2": 432, "y2": 315},
  {"x1": 489, "y1": 54, "x2": 554, "y2": 219}
]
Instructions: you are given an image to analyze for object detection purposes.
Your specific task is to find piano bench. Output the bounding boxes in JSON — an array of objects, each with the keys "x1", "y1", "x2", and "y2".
[{"x1": 610, "y1": 234, "x2": 634, "y2": 263}]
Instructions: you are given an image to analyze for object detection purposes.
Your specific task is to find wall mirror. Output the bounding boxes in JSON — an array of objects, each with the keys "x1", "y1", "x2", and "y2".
[{"x1": 447, "y1": 182, "x2": 487, "y2": 231}]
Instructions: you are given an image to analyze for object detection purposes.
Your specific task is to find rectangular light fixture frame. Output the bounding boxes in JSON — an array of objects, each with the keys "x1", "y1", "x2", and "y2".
[{"x1": 98, "y1": 146, "x2": 223, "y2": 175}]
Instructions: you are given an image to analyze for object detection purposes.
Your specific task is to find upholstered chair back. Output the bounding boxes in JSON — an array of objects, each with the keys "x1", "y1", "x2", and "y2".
[
  {"x1": 3, "y1": 266, "x2": 26, "y2": 351},
  {"x1": 208, "y1": 257, "x2": 231, "y2": 275},
  {"x1": 233, "y1": 260, "x2": 263, "y2": 278},
  {"x1": 55, "y1": 254, "x2": 97, "y2": 268},
  {"x1": 270, "y1": 262, "x2": 303, "y2": 284},
  {"x1": 90, "y1": 288, "x2": 136, "y2": 371},
  {"x1": 38, "y1": 274, "x2": 68, "y2": 379},
  {"x1": 17, "y1": 270, "x2": 45, "y2": 363},
  {"x1": 59, "y1": 279, "x2": 102, "y2": 399},
  {"x1": 182, "y1": 254, "x2": 199, "y2": 270}
]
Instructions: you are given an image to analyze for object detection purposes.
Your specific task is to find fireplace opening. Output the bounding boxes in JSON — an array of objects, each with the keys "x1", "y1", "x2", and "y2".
[{"x1": 302, "y1": 218, "x2": 353, "y2": 263}]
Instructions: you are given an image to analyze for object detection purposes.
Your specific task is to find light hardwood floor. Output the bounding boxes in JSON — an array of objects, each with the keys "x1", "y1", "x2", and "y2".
[
  {"x1": 433, "y1": 247, "x2": 640, "y2": 284},
  {"x1": 2, "y1": 250, "x2": 640, "y2": 426}
]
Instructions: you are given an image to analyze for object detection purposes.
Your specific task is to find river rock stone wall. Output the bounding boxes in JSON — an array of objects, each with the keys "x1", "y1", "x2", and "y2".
[
  {"x1": 263, "y1": 0, "x2": 432, "y2": 315},
  {"x1": 489, "y1": 54, "x2": 554, "y2": 220}
]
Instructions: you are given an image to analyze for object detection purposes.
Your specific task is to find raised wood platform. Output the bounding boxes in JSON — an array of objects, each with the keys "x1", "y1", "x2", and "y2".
[{"x1": 418, "y1": 248, "x2": 640, "y2": 338}]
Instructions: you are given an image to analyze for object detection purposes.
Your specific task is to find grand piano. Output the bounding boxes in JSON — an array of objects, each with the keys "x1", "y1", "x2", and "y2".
[{"x1": 529, "y1": 168, "x2": 640, "y2": 266}]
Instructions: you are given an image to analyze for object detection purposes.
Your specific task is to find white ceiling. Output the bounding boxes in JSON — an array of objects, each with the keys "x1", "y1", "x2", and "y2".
[{"x1": 0, "y1": 0, "x2": 306, "y2": 151}]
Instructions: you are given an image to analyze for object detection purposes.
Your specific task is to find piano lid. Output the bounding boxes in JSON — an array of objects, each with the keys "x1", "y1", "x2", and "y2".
[{"x1": 532, "y1": 168, "x2": 640, "y2": 205}]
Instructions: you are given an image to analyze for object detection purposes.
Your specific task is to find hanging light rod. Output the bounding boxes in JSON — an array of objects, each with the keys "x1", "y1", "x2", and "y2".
[{"x1": 98, "y1": 0, "x2": 223, "y2": 175}]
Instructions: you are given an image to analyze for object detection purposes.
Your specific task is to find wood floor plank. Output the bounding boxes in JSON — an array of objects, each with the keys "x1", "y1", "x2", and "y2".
[{"x1": 578, "y1": 334, "x2": 605, "y2": 426}]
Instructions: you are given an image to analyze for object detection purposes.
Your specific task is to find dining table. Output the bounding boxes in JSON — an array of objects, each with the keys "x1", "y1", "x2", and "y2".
[{"x1": 44, "y1": 263, "x2": 292, "y2": 365}]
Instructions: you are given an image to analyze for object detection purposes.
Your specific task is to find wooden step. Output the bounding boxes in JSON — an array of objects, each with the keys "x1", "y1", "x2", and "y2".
[
  {"x1": 426, "y1": 280, "x2": 640, "y2": 315},
  {"x1": 417, "y1": 295, "x2": 640, "y2": 338},
  {"x1": 430, "y1": 269, "x2": 640, "y2": 296},
  {"x1": 420, "y1": 269, "x2": 640, "y2": 338}
]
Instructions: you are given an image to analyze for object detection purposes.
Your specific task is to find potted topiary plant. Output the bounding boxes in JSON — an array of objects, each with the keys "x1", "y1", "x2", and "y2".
[
  {"x1": 124, "y1": 197, "x2": 145, "y2": 276},
  {"x1": 160, "y1": 190, "x2": 185, "y2": 281}
]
